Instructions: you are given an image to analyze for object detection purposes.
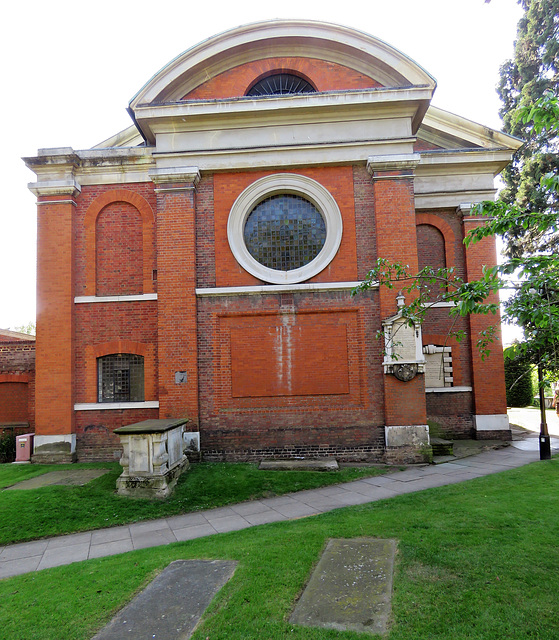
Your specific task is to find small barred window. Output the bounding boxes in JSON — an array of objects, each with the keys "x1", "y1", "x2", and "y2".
[{"x1": 97, "y1": 354, "x2": 144, "y2": 403}]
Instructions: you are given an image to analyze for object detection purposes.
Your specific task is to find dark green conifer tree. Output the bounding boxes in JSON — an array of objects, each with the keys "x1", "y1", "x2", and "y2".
[{"x1": 497, "y1": 0, "x2": 559, "y2": 257}]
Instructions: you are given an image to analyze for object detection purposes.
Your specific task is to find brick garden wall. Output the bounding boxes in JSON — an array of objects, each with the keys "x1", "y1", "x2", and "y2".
[{"x1": 0, "y1": 339, "x2": 35, "y2": 430}]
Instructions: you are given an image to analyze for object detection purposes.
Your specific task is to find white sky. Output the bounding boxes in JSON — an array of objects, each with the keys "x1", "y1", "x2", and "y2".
[{"x1": 0, "y1": 0, "x2": 524, "y2": 342}]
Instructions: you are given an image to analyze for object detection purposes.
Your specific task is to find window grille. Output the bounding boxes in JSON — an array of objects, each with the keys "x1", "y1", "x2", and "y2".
[
  {"x1": 246, "y1": 74, "x2": 316, "y2": 96},
  {"x1": 97, "y1": 354, "x2": 144, "y2": 403}
]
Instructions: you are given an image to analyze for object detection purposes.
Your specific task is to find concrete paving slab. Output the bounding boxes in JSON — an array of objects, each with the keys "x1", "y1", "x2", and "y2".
[
  {"x1": 129, "y1": 520, "x2": 172, "y2": 535},
  {"x1": 166, "y1": 512, "x2": 209, "y2": 530},
  {"x1": 4, "y1": 469, "x2": 109, "y2": 490},
  {"x1": 46, "y1": 532, "x2": 92, "y2": 550},
  {"x1": 290, "y1": 538, "x2": 396, "y2": 636},
  {"x1": 296, "y1": 494, "x2": 352, "y2": 510},
  {"x1": 512, "y1": 438, "x2": 559, "y2": 451},
  {"x1": 209, "y1": 515, "x2": 253, "y2": 534},
  {"x1": 173, "y1": 523, "x2": 217, "y2": 542},
  {"x1": 91, "y1": 526, "x2": 132, "y2": 545},
  {"x1": 92, "y1": 559, "x2": 237, "y2": 640},
  {"x1": 0, "y1": 539, "x2": 49, "y2": 561},
  {"x1": 230, "y1": 500, "x2": 271, "y2": 517},
  {"x1": 38, "y1": 542, "x2": 90, "y2": 570},
  {"x1": 89, "y1": 539, "x2": 134, "y2": 559},
  {"x1": 269, "y1": 502, "x2": 320, "y2": 518},
  {"x1": 260, "y1": 495, "x2": 304, "y2": 507},
  {"x1": 328, "y1": 491, "x2": 376, "y2": 506},
  {"x1": 359, "y1": 475, "x2": 406, "y2": 487},
  {"x1": 201, "y1": 506, "x2": 238, "y2": 520},
  {"x1": 0, "y1": 555, "x2": 41, "y2": 579},
  {"x1": 242, "y1": 510, "x2": 288, "y2": 526},
  {"x1": 131, "y1": 528, "x2": 177, "y2": 550},
  {"x1": 313, "y1": 485, "x2": 356, "y2": 497}
]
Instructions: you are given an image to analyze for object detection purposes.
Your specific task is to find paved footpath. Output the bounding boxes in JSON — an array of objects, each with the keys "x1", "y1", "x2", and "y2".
[{"x1": 0, "y1": 444, "x2": 542, "y2": 581}]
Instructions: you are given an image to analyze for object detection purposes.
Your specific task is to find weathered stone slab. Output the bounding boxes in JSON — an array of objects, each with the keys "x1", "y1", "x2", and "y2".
[
  {"x1": 93, "y1": 559, "x2": 237, "y2": 640},
  {"x1": 5, "y1": 469, "x2": 109, "y2": 490},
  {"x1": 290, "y1": 538, "x2": 396, "y2": 636},
  {"x1": 259, "y1": 459, "x2": 339, "y2": 471}
]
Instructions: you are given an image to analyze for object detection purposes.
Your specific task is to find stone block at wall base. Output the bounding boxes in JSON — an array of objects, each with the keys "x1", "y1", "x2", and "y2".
[
  {"x1": 31, "y1": 451, "x2": 77, "y2": 464},
  {"x1": 116, "y1": 457, "x2": 190, "y2": 500},
  {"x1": 32, "y1": 436, "x2": 77, "y2": 464},
  {"x1": 384, "y1": 445, "x2": 432, "y2": 465}
]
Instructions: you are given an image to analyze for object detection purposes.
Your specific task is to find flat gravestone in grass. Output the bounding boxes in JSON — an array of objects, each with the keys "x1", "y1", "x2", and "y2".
[
  {"x1": 290, "y1": 538, "x2": 396, "y2": 636},
  {"x1": 4, "y1": 469, "x2": 109, "y2": 490},
  {"x1": 92, "y1": 559, "x2": 237, "y2": 640}
]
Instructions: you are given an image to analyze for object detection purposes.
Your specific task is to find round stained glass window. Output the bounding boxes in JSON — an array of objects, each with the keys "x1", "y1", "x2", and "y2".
[{"x1": 243, "y1": 195, "x2": 327, "y2": 271}]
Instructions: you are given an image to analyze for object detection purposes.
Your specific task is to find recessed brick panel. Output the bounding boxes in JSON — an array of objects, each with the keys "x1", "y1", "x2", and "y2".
[
  {"x1": 229, "y1": 315, "x2": 350, "y2": 398},
  {"x1": 95, "y1": 202, "x2": 143, "y2": 296}
]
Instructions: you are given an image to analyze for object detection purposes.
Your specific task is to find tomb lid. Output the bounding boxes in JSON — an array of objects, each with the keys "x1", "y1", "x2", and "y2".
[{"x1": 115, "y1": 418, "x2": 190, "y2": 434}]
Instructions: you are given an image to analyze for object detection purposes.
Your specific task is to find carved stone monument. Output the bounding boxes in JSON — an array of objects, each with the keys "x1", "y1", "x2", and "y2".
[{"x1": 114, "y1": 418, "x2": 191, "y2": 499}]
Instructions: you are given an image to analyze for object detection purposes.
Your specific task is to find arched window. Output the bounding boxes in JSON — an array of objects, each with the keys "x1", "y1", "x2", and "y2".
[
  {"x1": 97, "y1": 354, "x2": 144, "y2": 403},
  {"x1": 246, "y1": 73, "x2": 316, "y2": 96}
]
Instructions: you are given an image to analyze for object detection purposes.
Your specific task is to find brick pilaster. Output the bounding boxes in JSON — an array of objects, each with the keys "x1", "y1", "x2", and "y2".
[
  {"x1": 460, "y1": 205, "x2": 508, "y2": 433},
  {"x1": 368, "y1": 154, "x2": 427, "y2": 428},
  {"x1": 151, "y1": 167, "x2": 200, "y2": 427},
  {"x1": 30, "y1": 174, "x2": 81, "y2": 462}
]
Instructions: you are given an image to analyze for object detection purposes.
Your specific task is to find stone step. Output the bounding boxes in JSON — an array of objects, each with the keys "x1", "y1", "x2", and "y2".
[{"x1": 430, "y1": 437, "x2": 454, "y2": 457}]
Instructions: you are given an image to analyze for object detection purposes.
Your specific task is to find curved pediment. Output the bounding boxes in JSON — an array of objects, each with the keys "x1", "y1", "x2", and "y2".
[{"x1": 129, "y1": 20, "x2": 436, "y2": 110}]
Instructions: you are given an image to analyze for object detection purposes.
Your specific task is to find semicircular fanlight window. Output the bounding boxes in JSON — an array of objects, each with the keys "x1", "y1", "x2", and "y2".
[{"x1": 246, "y1": 74, "x2": 316, "y2": 96}]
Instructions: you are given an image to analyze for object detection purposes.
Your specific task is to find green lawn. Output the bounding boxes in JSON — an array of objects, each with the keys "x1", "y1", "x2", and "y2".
[
  {"x1": 1, "y1": 457, "x2": 558, "y2": 640},
  {"x1": 0, "y1": 461, "x2": 392, "y2": 545}
]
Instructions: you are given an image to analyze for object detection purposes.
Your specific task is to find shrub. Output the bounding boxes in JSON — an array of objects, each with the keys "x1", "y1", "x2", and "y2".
[
  {"x1": 504, "y1": 353, "x2": 534, "y2": 407},
  {"x1": 0, "y1": 432, "x2": 16, "y2": 464}
]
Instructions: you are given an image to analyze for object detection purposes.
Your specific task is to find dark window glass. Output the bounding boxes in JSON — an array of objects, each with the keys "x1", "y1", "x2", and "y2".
[
  {"x1": 244, "y1": 195, "x2": 326, "y2": 271},
  {"x1": 247, "y1": 74, "x2": 316, "y2": 96},
  {"x1": 98, "y1": 354, "x2": 144, "y2": 403}
]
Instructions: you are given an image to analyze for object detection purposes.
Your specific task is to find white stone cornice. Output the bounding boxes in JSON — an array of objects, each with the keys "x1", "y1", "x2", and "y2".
[
  {"x1": 148, "y1": 166, "x2": 200, "y2": 188},
  {"x1": 28, "y1": 179, "x2": 81, "y2": 198},
  {"x1": 367, "y1": 153, "x2": 421, "y2": 175}
]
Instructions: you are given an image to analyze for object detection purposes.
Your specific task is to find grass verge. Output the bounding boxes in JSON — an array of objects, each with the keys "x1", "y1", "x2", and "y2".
[
  {"x1": 0, "y1": 461, "x2": 392, "y2": 545},
  {"x1": 0, "y1": 457, "x2": 557, "y2": 640}
]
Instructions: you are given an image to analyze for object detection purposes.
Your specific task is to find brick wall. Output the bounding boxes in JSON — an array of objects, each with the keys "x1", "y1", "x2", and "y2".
[
  {"x1": 212, "y1": 166, "x2": 358, "y2": 287},
  {"x1": 183, "y1": 57, "x2": 381, "y2": 100},
  {"x1": 0, "y1": 340, "x2": 35, "y2": 429},
  {"x1": 75, "y1": 408, "x2": 159, "y2": 461},
  {"x1": 426, "y1": 392, "x2": 474, "y2": 439},
  {"x1": 197, "y1": 288, "x2": 387, "y2": 461}
]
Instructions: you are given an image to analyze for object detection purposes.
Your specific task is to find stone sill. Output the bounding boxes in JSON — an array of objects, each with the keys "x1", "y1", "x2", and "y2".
[
  {"x1": 74, "y1": 294, "x2": 157, "y2": 304},
  {"x1": 425, "y1": 386, "x2": 472, "y2": 393},
  {"x1": 74, "y1": 401, "x2": 159, "y2": 411}
]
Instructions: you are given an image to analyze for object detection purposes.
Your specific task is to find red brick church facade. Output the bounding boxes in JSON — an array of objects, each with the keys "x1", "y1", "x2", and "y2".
[{"x1": 24, "y1": 21, "x2": 521, "y2": 463}]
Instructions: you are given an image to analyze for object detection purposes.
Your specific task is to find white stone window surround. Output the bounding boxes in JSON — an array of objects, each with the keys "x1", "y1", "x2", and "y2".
[{"x1": 227, "y1": 173, "x2": 343, "y2": 285}]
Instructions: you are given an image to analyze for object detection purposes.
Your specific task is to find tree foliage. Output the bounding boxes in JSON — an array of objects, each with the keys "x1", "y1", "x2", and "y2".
[
  {"x1": 353, "y1": 91, "x2": 559, "y2": 369},
  {"x1": 497, "y1": 0, "x2": 559, "y2": 257},
  {"x1": 504, "y1": 347, "x2": 534, "y2": 407}
]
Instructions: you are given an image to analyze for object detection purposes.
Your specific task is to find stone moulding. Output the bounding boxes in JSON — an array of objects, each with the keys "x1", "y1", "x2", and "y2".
[{"x1": 114, "y1": 418, "x2": 191, "y2": 499}]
